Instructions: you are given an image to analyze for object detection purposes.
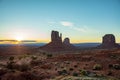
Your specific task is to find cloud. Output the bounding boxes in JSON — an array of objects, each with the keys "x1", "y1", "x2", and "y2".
[
  {"x1": 48, "y1": 21, "x2": 96, "y2": 33},
  {"x1": 60, "y1": 21, "x2": 74, "y2": 27},
  {"x1": 60, "y1": 21, "x2": 87, "y2": 32},
  {"x1": 73, "y1": 27, "x2": 86, "y2": 32}
]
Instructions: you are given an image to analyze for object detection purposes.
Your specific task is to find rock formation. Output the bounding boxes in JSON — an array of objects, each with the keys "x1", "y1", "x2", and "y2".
[
  {"x1": 63, "y1": 38, "x2": 70, "y2": 45},
  {"x1": 98, "y1": 34, "x2": 120, "y2": 48},
  {"x1": 63, "y1": 37, "x2": 76, "y2": 49},
  {"x1": 39, "y1": 30, "x2": 76, "y2": 52},
  {"x1": 51, "y1": 31, "x2": 62, "y2": 43}
]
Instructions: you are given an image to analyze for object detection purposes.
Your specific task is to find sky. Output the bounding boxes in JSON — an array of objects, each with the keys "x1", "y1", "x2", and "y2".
[{"x1": 0, "y1": 0, "x2": 120, "y2": 43}]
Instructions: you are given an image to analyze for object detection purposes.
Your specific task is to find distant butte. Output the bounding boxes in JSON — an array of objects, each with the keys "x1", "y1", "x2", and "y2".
[
  {"x1": 63, "y1": 37, "x2": 76, "y2": 49},
  {"x1": 98, "y1": 34, "x2": 120, "y2": 48},
  {"x1": 39, "y1": 30, "x2": 76, "y2": 52}
]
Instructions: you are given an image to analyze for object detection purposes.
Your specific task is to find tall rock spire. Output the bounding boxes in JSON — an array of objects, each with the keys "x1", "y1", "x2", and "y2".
[{"x1": 51, "y1": 30, "x2": 62, "y2": 43}]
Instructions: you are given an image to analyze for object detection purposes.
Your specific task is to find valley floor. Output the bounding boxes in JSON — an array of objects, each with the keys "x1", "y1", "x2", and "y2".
[{"x1": 0, "y1": 46, "x2": 120, "y2": 80}]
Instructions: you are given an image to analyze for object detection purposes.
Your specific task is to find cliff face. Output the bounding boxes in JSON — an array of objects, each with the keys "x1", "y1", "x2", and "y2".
[
  {"x1": 63, "y1": 38, "x2": 70, "y2": 45},
  {"x1": 51, "y1": 31, "x2": 62, "y2": 43},
  {"x1": 102, "y1": 34, "x2": 115, "y2": 45},
  {"x1": 98, "y1": 34, "x2": 120, "y2": 48},
  {"x1": 63, "y1": 37, "x2": 76, "y2": 49},
  {"x1": 39, "y1": 30, "x2": 76, "y2": 52}
]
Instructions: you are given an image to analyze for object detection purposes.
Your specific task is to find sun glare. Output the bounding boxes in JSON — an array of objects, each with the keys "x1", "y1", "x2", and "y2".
[{"x1": 16, "y1": 36, "x2": 23, "y2": 41}]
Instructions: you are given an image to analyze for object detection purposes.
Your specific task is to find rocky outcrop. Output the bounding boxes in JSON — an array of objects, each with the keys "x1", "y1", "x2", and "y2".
[
  {"x1": 98, "y1": 34, "x2": 120, "y2": 48},
  {"x1": 63, "y1": 37, "x2": 76, "y2": 49},
  {"x1": 63, "y1": 38, "x2": 70, "y2": 45},
  {"x1": 102, "y1": 34, "x2": 115, "y2": 44},
  {"x1": 39, "y1": 30, "x2": 76, "y2": 52},
  {"x1": 51, "y1": 31, "x2": 62, "y2": 43}
]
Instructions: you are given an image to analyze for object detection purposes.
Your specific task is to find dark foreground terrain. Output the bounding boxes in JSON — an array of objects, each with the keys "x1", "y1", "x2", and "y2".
[{"x1": 0, "y1": 45, "x2": 120, "y2": 80}]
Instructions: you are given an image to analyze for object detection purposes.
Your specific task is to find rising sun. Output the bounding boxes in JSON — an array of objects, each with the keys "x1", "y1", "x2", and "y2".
[{"x1": 16, "y1": 36, "x2": 23, "y2": 41}]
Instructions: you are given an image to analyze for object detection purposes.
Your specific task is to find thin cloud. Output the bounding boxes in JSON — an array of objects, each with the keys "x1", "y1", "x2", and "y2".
[
  {"x1": 60, "y1": 21, "x2": 87, "y2": 32},
  {"x1": 73, "y1": 26, "x2": 98, "y2": 33},
  {"x1": 60, "y1": 21, "x2": 74, "y2": 27},
  {"x1": 59, "y1": 21, "x2": 97, "y2": 33},
  {"x1": 73, "y1": 27, "x2": 86, "y2": 32}
]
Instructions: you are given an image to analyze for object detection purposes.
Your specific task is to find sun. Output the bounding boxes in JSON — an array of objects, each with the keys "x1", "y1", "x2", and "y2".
[{"x1": 16, "y1": 36, "x2": 23, "y2": 41}]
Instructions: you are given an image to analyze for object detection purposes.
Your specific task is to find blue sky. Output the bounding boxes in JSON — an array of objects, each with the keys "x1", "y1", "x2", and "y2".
[{"x1": 0, "y1": 0, "x2": 120, "y2": 43}]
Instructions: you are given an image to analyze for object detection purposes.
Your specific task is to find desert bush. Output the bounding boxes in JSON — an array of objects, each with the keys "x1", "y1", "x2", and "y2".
[
  {"x1": 31, "y1": 56, "x2": 37, "y2": 60},
  {"x1": 80, "y1": 70, "x2": 88, "y2": 76},
  {"x1": 6, "y1": 61, "x2": 30, "y2": 72},
  {"x1": 93, "y1": 64, "x2": 102, "y2": 70},
  {"x1": 30, "y1": 60, "x2": 43, "y2": 66},
  {"x1": 47, "y1": 54, "x2": 53, "y2": 58},
  {"x1": 108, "y1": 64, "x2": 113, "y2": 69},
  {"x1": 42, "y1": 52, "x2": 46, "y2": 55},
  {"x1": 18, "y1": 56, "x2": 23, "y2": 60},
  {"x1": 61, "y1": 66, "x2": 64, "y2": 69},
  {"x1": 65, "y1": 61, "x2": 70, "y2": 64},
  {"x1": 9, "y1": 56, "x2": 14, "y2": 61},
  {"x1": 6, "y1": 61, "x2": 15, "y2": 70},
  {"x1": 113, "y1": 64, "x2": 120, "y2": 70},
  {"x1": 69, "y1": 68, "x2": 74, "y2": 71},
  {"x1": 18, "y1": 64, "x2": 31, "y2": 72},
  {"x1": 58, "y1": 69, "x2": 67, "y2": 75},
  {"x1": 73, "y1": 72, "x2": 79, "y2": 76},
  {"x1": 110, "y1": 54, "x2": 117, "y2": 59},
  {"x1": 74, "y1": 65, "x2": 78, "y2": 68},
  {"x1": 108, "y1": 64, "x2": 120, "y2": 70},
  {"x1": 55, "y1": 68, "x2": 57, "y2": 71}
]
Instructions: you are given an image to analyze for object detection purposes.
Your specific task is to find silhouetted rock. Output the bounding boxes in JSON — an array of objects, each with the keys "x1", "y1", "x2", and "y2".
[
  {"x1": 98, "y1": 34, "x2": 120, "y2": 48},
  {"x1": 39, "y1": 30, "x2": 76, "y2": 52},
  {"x1": 63, "y1": 38, "x2": 70, "y2": 45},
  {"x1": 63, "y1": 37, "x2": 76, "y2": 49},
  {"x1": 103, "y1": 34, "x2": 115, "y2": 44},
  {"x1": 51, "y1": 31, "x2": 62, "y2": 43}
]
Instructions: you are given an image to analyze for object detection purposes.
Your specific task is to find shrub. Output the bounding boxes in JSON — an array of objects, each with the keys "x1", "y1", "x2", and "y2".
[
  {"x1": 18, "y1": 64, "x2": 31, "y2": 72},
  {"x1": 108, "y1": 64, "x2": 113, "y2": 69},
  {"x1": 74, "y1": 65, "x2": 78, "y2": 68},
  {"x1": 58, "y1": 69, "x2": 67, "y2": 75},
  {"x1": 93, "y1": 64, "x2": 102, "y2": 70},
  {"x1": 6, "y1": 61, "x2": 30, "y2": 72},
  {"x1": 69, "y1": 68, "x2": 74, "y2": 71},
  {"x1": 73, "y1": 72, "x2": 79, "y2": 76},
  {"x1": 80, "y1": 70, "x2": 88, "y2": 76},
  {"x1": 61, "y1": 66, "x2": 64, "y2": 69},
  {"x1": 113, "y1": 64, "x2": 120, "y2": 70},
  {"x1": 47, "y1": 54, "x2": 53, "y2": 58},
  {"x1": 6, "y1": 61, "x2": 15, "y2": 70},
  {"x1": 31, "y1": 56, "x2": 37, "y2": 60},
  {"x1": 42, "y1": 52, "x2": 46, "y2": 55},
  {"x1": 9, "y1": 56, "x2": 14, "y2": 61},
  {"x1": 18, "y1": 56, "x2": 23, "y2": 60},
  {"x1": 110, "y1": 54, "x2": 117, "y2": 59},
  {"x1": 108, "y1": 64, "x2": 120, "y2": 70}
]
